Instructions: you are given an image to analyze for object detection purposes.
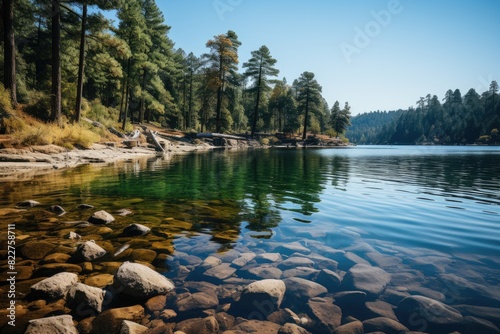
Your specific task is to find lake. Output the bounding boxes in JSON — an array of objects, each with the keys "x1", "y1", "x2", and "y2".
[{"x1": 1, "y1": 145, "x2": 500, "y2": 333}]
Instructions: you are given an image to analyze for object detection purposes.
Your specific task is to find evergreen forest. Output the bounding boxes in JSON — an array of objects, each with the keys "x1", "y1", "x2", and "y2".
[
  {"x1": 0, "y1": 0, "x2": 351, "y2": 145},
  {"x1": 347, "y1": 84, "x2": 500, "y2": 145}
]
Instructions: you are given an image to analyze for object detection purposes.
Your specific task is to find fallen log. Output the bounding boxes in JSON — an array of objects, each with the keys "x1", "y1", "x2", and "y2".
[
  {"x1": 197, "y1": 133, "x2": 247, "y2": 141},
  {"x1": 146, "y1": 130, "x2": 165, "y2": 153},
  {"x1": 108, "y1": 127, "x2": 127, "y2": 138}
]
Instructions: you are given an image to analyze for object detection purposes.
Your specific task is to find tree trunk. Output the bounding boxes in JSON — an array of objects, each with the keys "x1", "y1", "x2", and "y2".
[
  {"x1": 251, "y1": 58, "x2": 263, "y2": 138},
  {"x1": 121, "y1": 58, "x2": 131, "y2": 130},
  {"x1": 51, "y1": 0, "x2": 62, "y2": 123},
  {"x1": 2, "y1": 0, "x2": 17, "y2": 106},
  {"x1": 302, "y1": 90, "x2": 310, "y2": 140},
  {"x1": 188, "y1": 70, "x2": 193, "y2": 130},
  {"x1": 75, "y1": 4, "x2": 87, "y2": 123},
  {"x1": 215, "y1": 55, "x2": 224, "y2": 133},
  {"x1": 139, "y1": 69, "x2": 146, "y2": 123}
]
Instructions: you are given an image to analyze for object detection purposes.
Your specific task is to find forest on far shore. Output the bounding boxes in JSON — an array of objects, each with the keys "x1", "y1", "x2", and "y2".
[
  {"x1": 0, "y1": 0, "x2": 351, "y2": 148},
  {"x1": 347, "y1": 83, "x2": 500, "y2": 145}
]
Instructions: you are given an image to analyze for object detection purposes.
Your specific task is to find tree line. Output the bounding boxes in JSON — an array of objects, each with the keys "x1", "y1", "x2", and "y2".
[
  {"x1": 0, "y1": 0, "x2": 351, "y2": 139},
  {"x1": 347, "y1": 82, "x2": 500, "y2": 145}
]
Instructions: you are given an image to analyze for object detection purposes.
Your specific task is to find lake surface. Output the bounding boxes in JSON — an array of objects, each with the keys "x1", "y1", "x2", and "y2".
[{"x1": 1, "y1": 145, "x2": 500, "y2": 332}]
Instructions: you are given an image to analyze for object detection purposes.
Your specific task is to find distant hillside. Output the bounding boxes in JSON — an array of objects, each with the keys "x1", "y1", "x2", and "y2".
[
  {"x1": 346, "y1": 110, "x2": 403, "y2": 144},
  {"x1": 347, "y1": 83, "x2": 500, "y2": 145}
]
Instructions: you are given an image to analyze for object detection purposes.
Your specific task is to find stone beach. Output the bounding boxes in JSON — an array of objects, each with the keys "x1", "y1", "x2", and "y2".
[{"x1": 1, "y1": 199, "x2": 500, "y2": 334}]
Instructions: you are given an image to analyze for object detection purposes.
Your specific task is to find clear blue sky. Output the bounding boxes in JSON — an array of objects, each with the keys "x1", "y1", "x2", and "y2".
[{"x1": 153, "y1": 0, "x2": 499, "y2": 115}]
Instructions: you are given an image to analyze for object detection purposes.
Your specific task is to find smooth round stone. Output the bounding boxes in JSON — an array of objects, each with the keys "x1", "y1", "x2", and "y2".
[
  {"x1": 114, "y1": 262, "x2": 175, "y2": 298},
  {"x1": 85, "y1": 274, "x2": 114, "y2": 288},
  {"x1": 342, "y1": 264, "x2": 391, "y2": 298}
]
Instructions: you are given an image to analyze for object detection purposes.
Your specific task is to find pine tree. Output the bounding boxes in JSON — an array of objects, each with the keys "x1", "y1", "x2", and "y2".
[
  {"x1": 116, "y1": 0, "x2": 151, "y2": 130},
  {"x1": 204, "y1": 31, "x2": 239, "y2": 133},
  {"x1": 295, "y1": 71, "x2": 322, "y2": 140},
  {"x1": 243, "y1": 45, "x2": 279, "y2": 138}
]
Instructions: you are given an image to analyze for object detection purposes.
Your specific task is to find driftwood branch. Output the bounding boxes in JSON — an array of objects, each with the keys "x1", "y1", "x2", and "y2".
[{"x1": 197, "y1": 133, "x2": 247, "y2": 141}]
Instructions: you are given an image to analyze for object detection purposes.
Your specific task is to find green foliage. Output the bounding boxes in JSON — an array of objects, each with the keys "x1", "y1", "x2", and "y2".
[
  {"x1": 295, "y1": 72, "x2": 323, "y2": 139},
  {"x1": 348, "y1": 83, "x2": 500, "y2": 145}
]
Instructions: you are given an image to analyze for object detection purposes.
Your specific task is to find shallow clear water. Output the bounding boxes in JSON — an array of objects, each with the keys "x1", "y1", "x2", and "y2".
[
  {"x1": 1, "y1": 145, "x2": 500, "y2": 331},
  {"x1": 3, "y1": 146, "x2": 500, "y2": 257}
]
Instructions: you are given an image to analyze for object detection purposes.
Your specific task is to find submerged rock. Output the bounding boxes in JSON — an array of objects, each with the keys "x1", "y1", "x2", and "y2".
[
  {"x1": 396, "y1": 295, "x2": 463, "y2": 332},
  {"x1": 176, "y1": 316, "x2": 219, "y2": 334},
  {"x1": 77, "y1": 203, "x2": 94, "y2": 209},
  {"x1": 332, "y1": 320, "x2": 364, "y2": 334},
  {"x1": 175, "y1": 292, "x2": 219, "y2": 313},
  {"x1": 316, "y1": 269, "x2": 342, "y2": 292},
  {"x1": 306, "y1": 297, "x2": 342, "y2": 333},
  {"x1": 119, "y1": 320, "x2": 148, "y2": 334},
  {"x1": 283, "y1": 277, "x2": 327, "y2": 308},
  {"x1": 229, "y1": 319, "x2": 282, "y2": 333},
  {"x1": 275, "y1": 242, "x2": 311, "y2": 255},
  {"x1": 362, "y1": 317, "x2": 409, "y2": 334},
  {"x1": 231, "y1": 279, "x2": 286, "y2": 318},
  {"x1": 25, "y1": 315, "x2": 78, "y2": 334},
  {"x1": 70, "y1": 241, "x2": 107, "y2": 262},
  {"x1": 15, "y1": 199, "x2": 41, "y2": 208},
  {"x1": 278, "y1": 323, "x2": 312, "y2": 334},
  {"x1": 88, "y1": 210, "x2": 115, "y2": 224},
  {"x1": 30, "y1": 272, "x2": 78, "y2": 299},
  {"x1": 342, "y1": 264, "x2": 391, "y2": 298},
  {"x1": 114, "y1": 262, "x2": 175, "y2": 298},
  {"x1": 20, "y1": 241, "x2": 56, "y2": 260},
  {"x1": 122, "y1": 223, "x2": 150, "y2": 236},
  {"x1": 66, "y1": 282, "x2": 106, "y2": 313},
  {"x1": 48, "y1": 205, "x2": 66, "y2": 216},
  {"x1": 91, "y1": 305, "x2": 145, "y2": 334}
]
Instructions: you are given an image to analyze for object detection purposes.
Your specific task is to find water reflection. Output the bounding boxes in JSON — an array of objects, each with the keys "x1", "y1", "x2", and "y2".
[{"x1": 1, "y1": 146, "x2": 499, "y2": 254}]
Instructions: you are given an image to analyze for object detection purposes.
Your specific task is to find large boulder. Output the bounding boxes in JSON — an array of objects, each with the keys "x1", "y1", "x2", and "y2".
[
  {"x1": 230, "y1": 279, "x2": 286, "y2": 319},
  {"x1": 66, "y1": 282, "x2": 106, "y2": 313},
  {"x1": 25, "y1": 315, "x2": 78, "y2": 334},
  {"x1": 31, "y1": 272, "x2": 78, "y2": 299},
  {"x1": 396, "y1": 295, "x2": 463, "y2": 332},
  {"x1": 114, "y1": 262, "x2": 175, "y2": 299},
  {"x1": 342, "y1": 264, "x2": 391, "y2": 298}
]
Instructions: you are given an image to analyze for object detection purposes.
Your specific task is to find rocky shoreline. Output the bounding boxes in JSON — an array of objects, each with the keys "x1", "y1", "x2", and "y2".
[{"x1": 1, "y1": 200, "x2": 499, "y2": 334}]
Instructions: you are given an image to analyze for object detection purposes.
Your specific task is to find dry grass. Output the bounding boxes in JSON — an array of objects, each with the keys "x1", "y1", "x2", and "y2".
[{"x1": 4, "y1": 111, "x2": 100, "y2": 149}]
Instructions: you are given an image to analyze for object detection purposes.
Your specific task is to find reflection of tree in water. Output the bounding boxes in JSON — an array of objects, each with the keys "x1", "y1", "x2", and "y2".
[
  {"x1": 330, "y1": 155, "x2": 350, "y2": 190},
  {"x1": 87, "y1": 149, "x2": 333, "y2": 246}
]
